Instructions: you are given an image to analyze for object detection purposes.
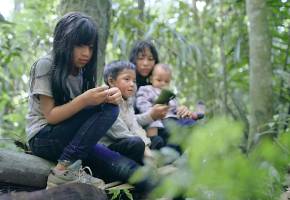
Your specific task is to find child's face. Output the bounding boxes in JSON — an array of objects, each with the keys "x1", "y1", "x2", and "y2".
[
  {"x1": 136, "y1": 48, "x2": 155, "y2": 77},
  {"x1": 110, "y1": 69, "x2": 136, "y2": 99},
  {"x1": 151, "y1": 67, "x2": 171, "y2": 89},
  {"x1": 73, "y1": 45, "x2": 93, "y2": 68}
]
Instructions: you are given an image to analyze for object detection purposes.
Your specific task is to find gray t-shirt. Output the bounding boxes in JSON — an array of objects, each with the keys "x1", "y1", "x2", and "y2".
[{"x1": 26, "y1": 55, "x2": 83, "y2": 141}]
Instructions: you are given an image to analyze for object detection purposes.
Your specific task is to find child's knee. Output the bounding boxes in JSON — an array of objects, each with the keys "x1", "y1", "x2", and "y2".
[
  {"x1": 149, "y1": 135, "x2": 165, "y2": 150},
  {"x1": 102, "y1": 103, "x2": 119, "y2": 120},
  {"x1": 129, "y1": 137, "x2": 145, "y2": 152}
]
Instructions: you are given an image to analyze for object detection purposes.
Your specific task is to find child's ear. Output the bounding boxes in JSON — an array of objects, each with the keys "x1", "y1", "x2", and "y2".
[{"x1": 108, "y1": 76, "x2": 115, "y2": 87}]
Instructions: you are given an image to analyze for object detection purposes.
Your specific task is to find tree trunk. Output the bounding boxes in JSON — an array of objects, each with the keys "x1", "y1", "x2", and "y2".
[
  {"x1": 278, "y1": 26, "x2": 290, "y2": 132},
  {"x1": 137, "y1": 0, "x2": 145, "y2": 39},
  {"x1": 191, "y1": 0, "x2": 209, "y2": 102},
  {"x1": 219, "y1": 2, "x2": 228, "y2": 115},
  {"x1": 0, "y1": 150, "x2": 54, "y2": 188},
  {"x1": 14, "y1": 0, "x2": 22, "y2": 12},
  {"x1": 0, "y1": 183, "x2": 107, "y2": 200},
  {"x1": 246, "y1": 0, "x2": 273, "y2": 149},
  {"x1": 59, "y1": 0, "x2": 112, "y2": 85}
]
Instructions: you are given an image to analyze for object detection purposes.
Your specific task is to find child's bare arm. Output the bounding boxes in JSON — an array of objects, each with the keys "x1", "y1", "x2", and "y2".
[
  {"x1": 146, "y1": 127, "x2": 158, "y2": 137},
  {"x1": 136, "y1": 104, "x2": 168, "y2": 126},
  {"x1": 40, "y1": 86, "x2": 109, "y2": 124}
]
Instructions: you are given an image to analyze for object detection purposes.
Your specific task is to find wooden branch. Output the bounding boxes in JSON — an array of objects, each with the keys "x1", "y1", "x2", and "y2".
[
  {"x1": 0, "y1": 183, "x2": 107, "y2": 200},
  {"x1": 0, "y1": 150, "x2": 54, "y2": 188}
]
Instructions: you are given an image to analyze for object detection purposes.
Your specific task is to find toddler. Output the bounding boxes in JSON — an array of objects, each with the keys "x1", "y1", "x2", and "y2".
[{"x1": 136, "y1": 63, "x2": 205, "y2": 148}]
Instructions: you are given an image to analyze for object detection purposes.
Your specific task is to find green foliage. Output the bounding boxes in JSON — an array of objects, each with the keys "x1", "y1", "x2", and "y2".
[
  {"x1": 150, "y1": 118, "x2": 290, "y2": 200},
  {"x1": 269, "y1": 0, "x2": 290, "y2": 136},
  {"x1": 0, "y1": 1, "x2": 289, "y2": 197},
  {"x1": 0, "y1": 0, "x2": 58, "y2": 150},
  {"x1": 108, "y1": 188, "x2": 133, "y2": 200},
  {"x1": 108, "y1": 0, "x2": 289, "y2": 138},
  {"x1": 1, "y1": 0, "x2": 288, "y2": 150}
]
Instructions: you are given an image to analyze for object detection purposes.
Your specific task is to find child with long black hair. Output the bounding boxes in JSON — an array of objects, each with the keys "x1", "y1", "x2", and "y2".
[
  {"x1": 26, "y1": 12, "x2": 151, "y2": 190},
  {"x1": 129, "y1": 40, "x2": 160, "y2": 89}
]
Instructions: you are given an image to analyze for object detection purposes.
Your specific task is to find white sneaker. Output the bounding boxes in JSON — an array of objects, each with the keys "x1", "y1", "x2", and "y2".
[{"x1": 46, "y1": 160, "x2": 105, "y2": 189}]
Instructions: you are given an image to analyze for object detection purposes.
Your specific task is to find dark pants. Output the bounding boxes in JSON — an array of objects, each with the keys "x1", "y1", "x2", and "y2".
[
  {"x1": 150, "y1": 134, "x2": 165, "y2": 150},
  {"x1": 29, "y1": 104, "x2": 119, "y2": 162},
  {"x1": 28, "y1": 104, "x2": 153, "y2": 191},
  {"x1": 108, "y1": 137, "x2": 145, "y2": 164},
  {"x1": 85, "y1": 144, "x2": 157, "y2": 192},
  {"x1": 150, "y1": 117, "x2": 196, "y2": 153}
]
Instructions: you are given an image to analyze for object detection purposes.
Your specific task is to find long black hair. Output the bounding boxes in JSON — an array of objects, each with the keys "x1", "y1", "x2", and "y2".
[
  {"x1": 128, "y1": 40, "x2": 159, "y2": 88},
  {"x1": 52, "y1": 12, "x2": 98, "y2": 105},
  {"x1": 129, "y1": 40, "x2": 159, "y2": 72}
]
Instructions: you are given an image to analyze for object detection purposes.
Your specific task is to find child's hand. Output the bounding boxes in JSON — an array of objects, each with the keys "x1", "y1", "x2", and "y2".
[
  {"x1": 81, "y1": 86, "x2": 109, "y2": 106},
  {"x1": 191, "y1": 112, "x2": 205, "y2": 120},
  {"x1": 105, "y1": 87, "x2": 122, "y2": 105},
  {"x1": 150, "y1": 104, "x2": 169, "y2": 120},
  {"x1": 177, "y1": 105, "x2": 192, "y2": 118},
  {"x1": 191, "y1": 112, "x2": 199, "y2": 120}
]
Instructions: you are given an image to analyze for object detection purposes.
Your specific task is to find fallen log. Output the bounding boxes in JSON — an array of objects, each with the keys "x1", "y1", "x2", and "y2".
[
  {"x1": 0, "y1": 150, "x2": 135, "y2": 193},
  {"x1": 0, "y1": 150, "x2": 54, "y2": 188},
  {"x1": 0, "y1": 182, "x2": 107, "y2": 200},
  {"x1": 0, "y1": 150, "x2": 131, "y2": 199}
]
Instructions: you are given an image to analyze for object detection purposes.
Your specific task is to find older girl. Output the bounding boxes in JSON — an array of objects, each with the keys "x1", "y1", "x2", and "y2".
[{"x1": 27, "y1": 12, "x2": 148, "y2": 190}]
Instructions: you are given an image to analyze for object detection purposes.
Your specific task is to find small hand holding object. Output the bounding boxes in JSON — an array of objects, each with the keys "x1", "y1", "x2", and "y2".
[
  {"x1": 177, "y1": 105, "x2": 192, "y2": 118},
  {"x1": 105, "y1": 87, "x2": 122, "y2": 105},
  {"x1": 150, "y1": 104, "x2": 169, "y2": 120},
  {"x1": 81, "y1": 85, "x2": 109, "y2": 106}
]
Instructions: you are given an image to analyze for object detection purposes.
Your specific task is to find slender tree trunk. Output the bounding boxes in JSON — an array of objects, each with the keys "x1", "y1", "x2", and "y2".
[
  {"x1": 192, "y1": 0, "x2": 200, "y2": 27},
  {"x1": 191, "y1": 0, "x2": 212, "y2": 104},
  {"x1": 279, "y1": 26, "x2": 290, "y2": 131},
  {"x1": 192, "y1": 0, "x2": 201, "y2": 100},
  {"x1": 137, "y1": 0, "x2": 145, "y2": 39},
  {"x1": 220, "y1": 32, "x2": 228, "y2": 115},
  {"x1": 14, "y1": 0, "x2": 22, "y2": 12},
  {"x1": 246, "y1": 0, "x2": 273, "y2": 149},
  {"x1": 59, "y1": 0, "x2": 111, "y2": 85},
  {"x1": 219, "y1": 2, "x2": 228, "y2": 115}
]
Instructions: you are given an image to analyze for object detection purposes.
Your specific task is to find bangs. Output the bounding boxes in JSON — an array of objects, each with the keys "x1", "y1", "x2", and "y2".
[
  {"x1": 74, "y1": 18, "x2": 97, "y2": 46},
  {"x1": 135, "y1": 42, "x2": 154, "y2": 58},
  {"x1": 137, "y1": 42, "x2": 158, "y2": 62},
  {"x1": 129, "y1": 40, "x2": 159, "y2": 64},
  {"x1": 137, "y1": 43, "x2": 150, "y2": 54}
]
